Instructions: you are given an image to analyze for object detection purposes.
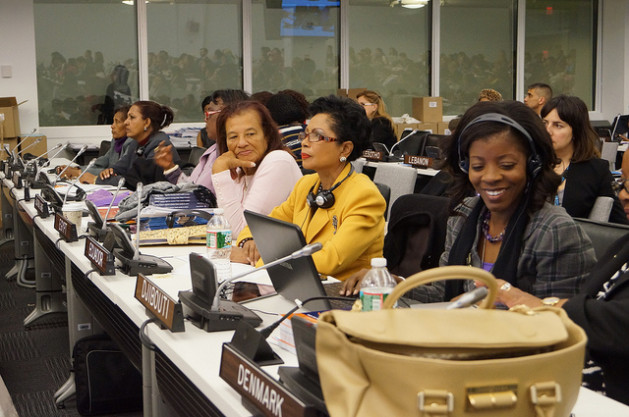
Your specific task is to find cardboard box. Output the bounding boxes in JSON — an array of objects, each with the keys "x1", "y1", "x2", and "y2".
[
  {"x1": 337, "y1": 88, "x2": 366, "y2": 101},
  {"x1": 412, "y1": 96, "x2": 443, "y2": 123},
  {"x1": 0, "y1": 97, "x2": 22, "y2": 138},
  {"x1": 437, "y1": 121, "x2": 451, "y2": 135},
  {"x1": 19, "y1": 135, "x2": 47, "y2": 157},
  {"x1": 417, "y1": 122, "x2": 437, "y2": 134},
  {"x1": 394, "y1": 123, "x2": 421, "y2": 139}
]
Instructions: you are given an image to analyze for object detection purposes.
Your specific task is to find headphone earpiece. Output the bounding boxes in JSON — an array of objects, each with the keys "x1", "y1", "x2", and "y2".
[
  {"x1": 457, "y1": 113, "x2": 542, "y2": 179},
  {"x1": 306, "y1": 165, "x2": 355, "y2": 209}
]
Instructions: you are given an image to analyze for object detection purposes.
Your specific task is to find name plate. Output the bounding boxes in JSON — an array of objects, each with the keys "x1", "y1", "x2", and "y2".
[
  {"x1": 54, "y1": 212, "x2": 78, "y2": 242},
  {"x1": 134, "y1": 273, "x2": 185, "y2": 332},
  {"x1": 404, "y1": 154, "x2": 434, "y2": 168},
  {"x1": 361, "y1": 150, "x2": 384, "y2": 161},
  {"x1": 84, "y1": 236, "x2": 115, "y2": 275},
  {"x1": 220, "y1": 343, "x2": 316, "y2": 417},
  {"x1": 34, "y1": 194, "x2": 50, "y2": 218}
]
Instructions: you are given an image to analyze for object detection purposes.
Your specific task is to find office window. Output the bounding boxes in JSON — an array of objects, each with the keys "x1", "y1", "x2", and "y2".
[
  {"x1": 34, "y1": 1, "x2": 138, "y2": 126},
  {"x1": 147, "y1": 0, "x2": 242, "y2": 123},
  {"x1": 348, "y1": 0, "x2": 430, "y2": 117},
  {"x1": 440, "y1": 0, "x2": 516, "y2": 116},
  {"x1": 251, "y1": 0, "x2": 339, "y2": 101},
  {"x1": 525, "y1": 0, "x2": 596, "y2": 108}
]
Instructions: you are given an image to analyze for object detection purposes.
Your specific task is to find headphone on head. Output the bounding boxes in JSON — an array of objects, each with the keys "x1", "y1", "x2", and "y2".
[
  {"x1": 307, "y1": 165, "x2": 355, "y2": 209},
  {"x1": 457, "y1": 113, "x2": 542, "y2": 179}
]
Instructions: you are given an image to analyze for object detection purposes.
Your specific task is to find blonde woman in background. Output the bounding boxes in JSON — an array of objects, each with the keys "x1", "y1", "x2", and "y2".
[{"x1": 356, "y1": 90, "x2": 397, "y2": 151}]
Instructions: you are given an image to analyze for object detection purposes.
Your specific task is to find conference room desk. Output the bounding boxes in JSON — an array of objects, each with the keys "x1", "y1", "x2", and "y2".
[
  {"x1": 4, "y1": 175, "x2": 629, "y2": 416},
  {"x1": 362, "y1": 160, "x2": 440, "y2": 193}
]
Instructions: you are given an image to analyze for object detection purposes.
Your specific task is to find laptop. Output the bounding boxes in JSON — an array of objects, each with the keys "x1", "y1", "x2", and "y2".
[
  {"x1": 277, "y1": 316, "x2": 327, "y2": 413},
  {"x1": 243, "y1": 210, "x2": 354, "y2": 311}
]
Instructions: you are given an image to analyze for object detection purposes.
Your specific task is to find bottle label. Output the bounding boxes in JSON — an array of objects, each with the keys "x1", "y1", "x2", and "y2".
[
  {"x1": 360, "y1": 290, "x2": 389, "y2": 312},
  {"x1": 207, "y1": 230, "x2": 232, "y2": 249}
]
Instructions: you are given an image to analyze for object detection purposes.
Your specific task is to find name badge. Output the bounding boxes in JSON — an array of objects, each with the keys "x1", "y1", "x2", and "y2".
[
  {"x1": 134, "y1": 273, "x2": 185, "y2": 332},
  {"x1": 84, "y1": 236, "x2": 115, "y2": 275},
  {"x1": 54, "y1": 212, "x2": 78, "y2": 242},
  {"x1": 404, "y1": 154, "x2": 433, "y2": 168},
  {"x1": 220, "y1": 344, "x2": 314, "y2": 417}
]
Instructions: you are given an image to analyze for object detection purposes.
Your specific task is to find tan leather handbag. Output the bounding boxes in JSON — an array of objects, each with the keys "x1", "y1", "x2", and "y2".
[{"x1": 316, "y1": 266, "x2": 587, "y2": 417}]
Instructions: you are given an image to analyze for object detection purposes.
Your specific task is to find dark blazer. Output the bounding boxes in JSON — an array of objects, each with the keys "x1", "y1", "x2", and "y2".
[
  {"x1": 563, "y1": 158, "x2": 628, "y2": 224},
  {"x1": 368, "y1": 117, "x2": 397, "y2": 151},
  {"x1": 563, "y1": 232, "x2": 629, "y2": 405}
]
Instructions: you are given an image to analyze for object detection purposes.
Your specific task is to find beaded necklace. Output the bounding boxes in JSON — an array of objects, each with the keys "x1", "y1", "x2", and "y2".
[{"x1": 481, "y1": 210, "x2": 505, "y2": 243}]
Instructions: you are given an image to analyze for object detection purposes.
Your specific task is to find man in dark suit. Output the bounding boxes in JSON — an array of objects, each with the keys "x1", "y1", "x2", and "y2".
[{"x1": 493, "y1": 232, "x2": 629, "y2": 405}]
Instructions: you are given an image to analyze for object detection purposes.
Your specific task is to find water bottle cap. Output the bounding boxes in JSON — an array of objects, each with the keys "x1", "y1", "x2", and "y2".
[
  {"x1": 213, "y1": 208, "x2": 224, "y2": 215},
  {"x1": 370, "y1": 257, "x2": 387, "y2": 267}
]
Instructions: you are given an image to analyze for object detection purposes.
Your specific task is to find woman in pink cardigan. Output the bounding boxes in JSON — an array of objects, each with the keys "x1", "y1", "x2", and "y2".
[{"x1": 211, "y1": 101, "x2": 302, "y2": 236}]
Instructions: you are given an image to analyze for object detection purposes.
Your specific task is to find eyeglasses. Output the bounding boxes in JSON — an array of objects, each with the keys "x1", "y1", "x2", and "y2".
[
  {"x1": 359, "y1": 102, "x2": 376, "y2": 107},
  {"x1": 204, "y1": 110, "x2": 221, "y2": 120},
  {"x1": 613, "y1": 178, "x2": 629, "y2": 194},
  {"x1": 298, "y1": 131, "x2": 338, "y2": 143}
]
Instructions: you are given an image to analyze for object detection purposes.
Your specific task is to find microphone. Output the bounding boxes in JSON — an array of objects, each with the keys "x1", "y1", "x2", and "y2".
[
  {"x1": 445, "y1": 286, "x2": 489, "y2": 310},
  {"x1": 55, "y1": 145, "x2": 88, "y2": 182},
  {"x1": 9, "y1": 128, "x2": 37, "y2": 154},
  {"x1": 134, "y1": 182, "x2": 143, "y2": 261},
  {"x1": 30, "y1": 142, "x2": 65, "y2": 165},
  {"x1": 101, "y1": 178, "x2": 125, "y2": 232},
  {"x1": 61, "y1": 159, "x2": 96, "y2": 206},
  {"x1": 16, "y1": 136, "x2": 42, "y2": 156},
  {"x1": 211, "y1": 242, "x2": 323, "y2": 311}
]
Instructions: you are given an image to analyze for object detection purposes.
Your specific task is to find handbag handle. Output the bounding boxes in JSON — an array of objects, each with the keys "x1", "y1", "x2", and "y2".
[{"x1": 382, "y1": 266, "x2": 498, "y2": 309}]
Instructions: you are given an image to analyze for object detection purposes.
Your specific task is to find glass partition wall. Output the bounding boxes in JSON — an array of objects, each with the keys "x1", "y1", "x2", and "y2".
[{"x1": 33, "y1": 0, "x2": 598, "y2": 126}]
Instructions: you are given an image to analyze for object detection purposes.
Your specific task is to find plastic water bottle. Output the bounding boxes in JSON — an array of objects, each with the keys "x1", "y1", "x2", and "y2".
[
  {"x1": 206, "y1": 208, "x2": 232, "y2": 282},
  {"x1": 360, "y1": 258, "x2": 397, "y2": 311}
]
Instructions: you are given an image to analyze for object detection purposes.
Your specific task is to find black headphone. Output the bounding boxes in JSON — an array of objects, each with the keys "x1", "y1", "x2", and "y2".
[
  {"x1": 457, "y1": 113, "x2": 542, "y2": 179},
  {"x1": 307, "y1": 165, "x2": 355, "y2": 209}
]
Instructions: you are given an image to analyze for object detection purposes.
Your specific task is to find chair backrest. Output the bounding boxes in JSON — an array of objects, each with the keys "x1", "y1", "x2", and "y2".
[
  {"x1": 98, "y1": 140, "x2": 111, "y2": 158},
  {"x1": 574, "y1": 217, "x2": 629, "y2": 259},
  {"x1": 351, "y1": 158, "x2": 366, "y2": 174},
  {"x1": 588, "y1": 196, "x2": 614, "y2": 222},
  {"x1": 600, "y1": 142, "x2": 618, "y2": 171},
  {"x1": 187, "y1": 146, "x2": 207, "y2": 166},
  {"x1": 373, "y1": 163, "x2": 417, "y2": 218},
  {"x1": 373, "y1": 182, "x2": 391, "y2": 220}
]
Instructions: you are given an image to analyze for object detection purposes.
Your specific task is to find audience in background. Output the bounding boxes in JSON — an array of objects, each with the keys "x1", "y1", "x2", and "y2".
[
  {"x1": 542, "y1": 95, "x2": 627, "y2": 224},
  {"x1": 524, "y1": 82, "x2": 553, "y2": 116},
  {"x1": 356, "y1": 90, "x2": 397, "y2": 151},
  {"x1": 211, "y1": 101, "x2": 302, "y2": 236},
  {"x1": 235, "y1": 95, "x2": 385, "y2": 281},
  {"x1": 478, "y1": 88, "x2": 503, "y2": 102},
  {"x1": 265, "y1": 90, "x2": 309, "y2": 167},
  {"x1": 155, "y1": 89, "x2": 249, "y2": 194}
]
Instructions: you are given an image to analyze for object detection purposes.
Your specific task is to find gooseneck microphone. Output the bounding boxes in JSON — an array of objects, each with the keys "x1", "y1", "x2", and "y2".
[
  {"x1": 211, "y1": 242, "x2": 323, "y2": 311},
  {"x1": 55, "y1": 145, "x2": 88, "y2": 182},
  {"x1": 101, "y1": 178, "x2": 126, "y2": 232},
  {"x1": 39, "y1": 143, "x2": 69, "y2": 167},
  {"x1": 30, "y1": 143, "x2": 64, "y2": 164},
  {"x1": 61, "y1": 159, "x2": 97, "y2": 206},
  {"x1": 16, "y1": 136, "x2": 42, "y2": 156}
]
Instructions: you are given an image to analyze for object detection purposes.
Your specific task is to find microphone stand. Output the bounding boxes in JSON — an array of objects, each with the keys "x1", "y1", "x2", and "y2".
[
  {"x1": 211, "y1": 242, "x2": 323, "y2": 310},
  {"x1": 60, "y1": 159, "x2": 96, "y2": 206},
  {"x1": 55, "y1": 145, "x2": 88, "y2": 184}
]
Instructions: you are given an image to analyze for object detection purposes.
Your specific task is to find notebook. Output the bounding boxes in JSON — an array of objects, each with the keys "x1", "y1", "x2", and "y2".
[{"x1": 243, "y1": 210, "x2": 353, "y2": 311}]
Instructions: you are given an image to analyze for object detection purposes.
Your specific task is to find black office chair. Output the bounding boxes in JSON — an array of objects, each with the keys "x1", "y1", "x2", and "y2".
[
  {"x1": 573, "y1": 218, "x2": 629, "y2": 260},
  {"x1": 374, "y1": 182, "x2": 391, "y2": 220},
  {"x1": 98, "y1": 140, "x2": 111, "y2": 157},
  {"x1": 187, "y1": 146, "x2": 207, "y2": 166},
  {"x1": 389, "y1": 130, "x2": 430, "y2": 160}
]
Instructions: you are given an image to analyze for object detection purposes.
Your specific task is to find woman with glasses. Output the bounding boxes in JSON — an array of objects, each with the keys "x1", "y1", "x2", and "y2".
[
  {"x1": 542, "y1": 95, "x2": 627, "y2": 224},
  {"x1": 211, "y1": 100, "x2": 302, "y2": 237},
  {"x1": 356, "y1": 90, "x2": 397, "y2": 151},
  {"x1": 234, "y1": 95, "x2": 386, "y2": 280},
  {"x1": 154, "y1": 89, "x2": 249, "y2": 194}
]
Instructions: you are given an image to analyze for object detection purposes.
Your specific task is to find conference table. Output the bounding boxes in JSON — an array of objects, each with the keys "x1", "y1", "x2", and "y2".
[{"x1": 2, "y1": 169, "x2": 629, "y2": 417}]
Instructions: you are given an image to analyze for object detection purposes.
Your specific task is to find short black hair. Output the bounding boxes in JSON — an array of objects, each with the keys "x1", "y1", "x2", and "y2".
[
  {"x1": 210, "y1": 89, "x2": 250, "y2": 106},
  {"x1": 309, "y1": 95, "x2": 371, "y2": 162},
  {"x1": 266, "y1": 92, "x2": 308, "y2": 125}
]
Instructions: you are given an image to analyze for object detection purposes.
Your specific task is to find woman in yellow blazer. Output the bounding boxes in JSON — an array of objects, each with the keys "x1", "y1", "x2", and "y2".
[{"x1": 233, "y1": 95, "x2": 386, "y2": 281}]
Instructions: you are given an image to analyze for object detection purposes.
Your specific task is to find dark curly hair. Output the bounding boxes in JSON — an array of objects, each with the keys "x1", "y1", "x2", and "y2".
[
  {"x1": 443, "y1": 100, "x2": 561, "y2": 214},
  {"x1": 308, "y1": 95, "x2": 371, "y2": 162}
]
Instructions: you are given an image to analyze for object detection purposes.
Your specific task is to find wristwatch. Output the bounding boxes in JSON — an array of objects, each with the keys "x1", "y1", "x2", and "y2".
[{"x1": 541, "y1": 297, "x2": 560, "y2": 306}]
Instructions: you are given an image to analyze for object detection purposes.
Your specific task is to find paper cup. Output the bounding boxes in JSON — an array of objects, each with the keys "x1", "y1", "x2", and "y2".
[{"x1": 62, "y1": 203, "x2": 83, "y2": 229}]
